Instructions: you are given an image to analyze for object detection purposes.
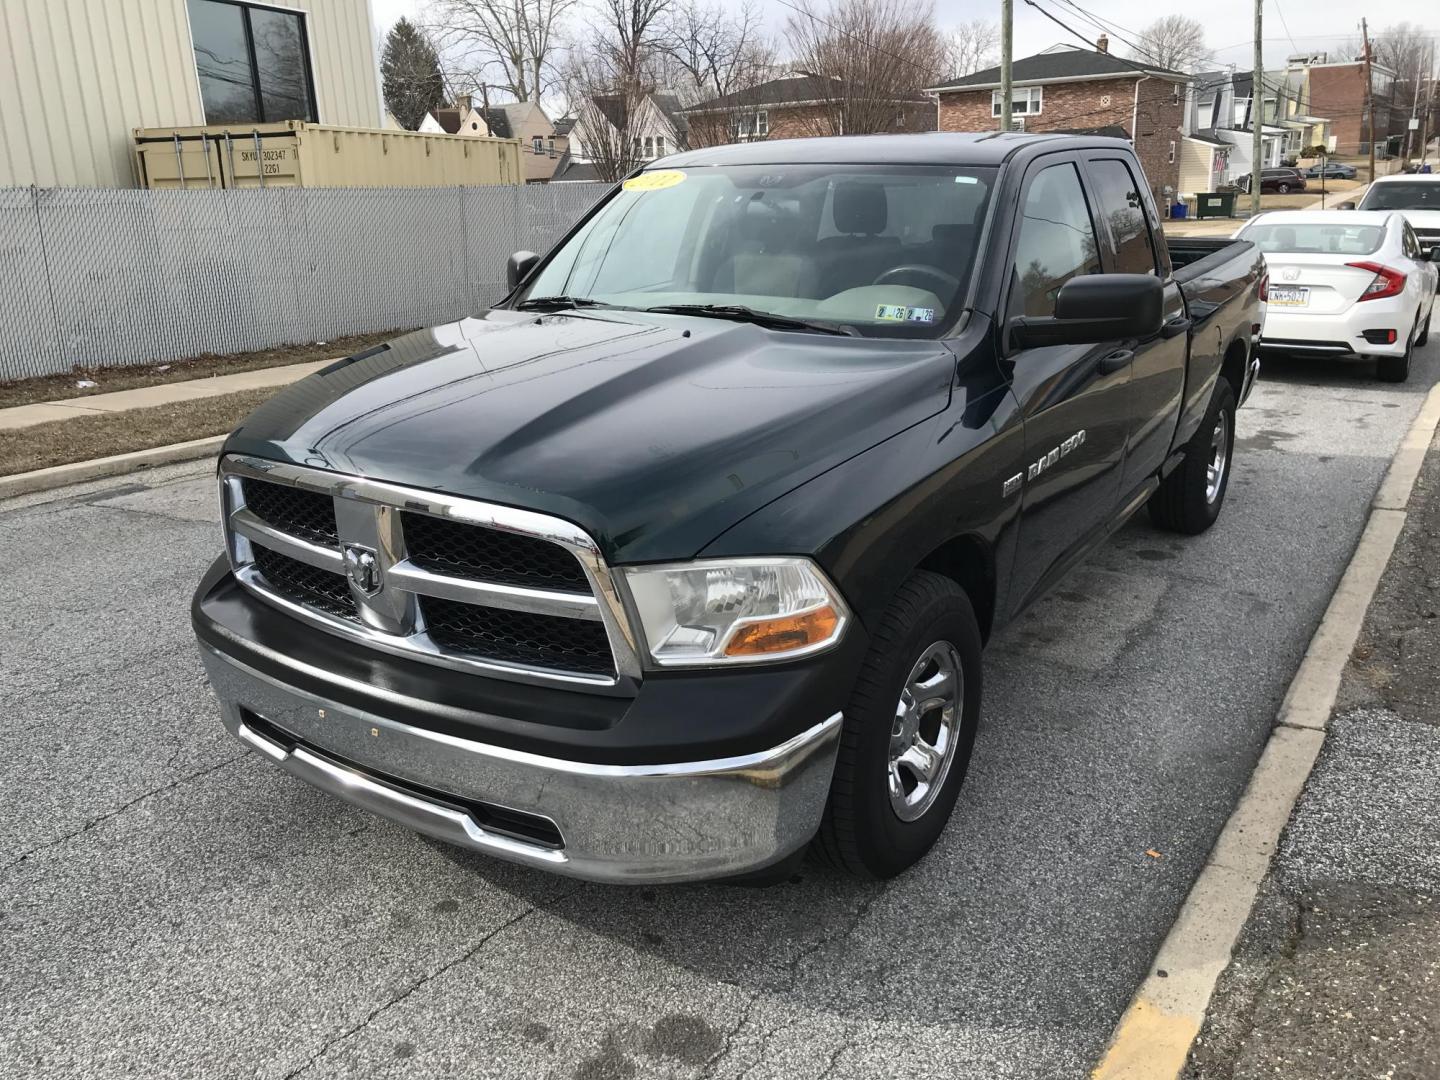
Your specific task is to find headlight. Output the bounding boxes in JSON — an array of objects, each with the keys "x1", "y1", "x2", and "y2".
[{"x1": 620, "y1": 558, "x2": 848, "y2": 666}]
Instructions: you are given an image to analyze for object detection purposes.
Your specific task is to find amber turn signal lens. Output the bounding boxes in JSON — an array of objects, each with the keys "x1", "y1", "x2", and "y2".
[{"x1": 723, "y1": 605, "x2": 841, "y2": 657}]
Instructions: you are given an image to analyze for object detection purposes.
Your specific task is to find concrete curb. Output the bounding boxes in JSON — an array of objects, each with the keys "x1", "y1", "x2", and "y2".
[
  {"x1": 1091, "y1": 379, "x2": 1440, "y2": 1080},
  {"x1": 0, "y1": 435, "x2": 224, "y2": 499}
]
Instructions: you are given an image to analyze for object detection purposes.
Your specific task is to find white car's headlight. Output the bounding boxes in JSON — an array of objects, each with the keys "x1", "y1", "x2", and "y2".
[{"x1": 620, "y1": 558, "x2": 848, "y2": 666}]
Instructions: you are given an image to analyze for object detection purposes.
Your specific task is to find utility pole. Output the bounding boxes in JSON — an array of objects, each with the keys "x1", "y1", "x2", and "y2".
[
  {"x1": 1250, "y1": 0, "x2": 1262, "y2": 215},
  {"x1": 1404, "y1": 50, "x2": 1424, "y2": 164},
  {"x1": 1362, "y1": 18, "x2": 1376, "y2": 183},
  {"x1": 1420, "y1": 43, "x2": 1436, "y2": 168},
  {"x1": 1000, "y1": 0, "x2": 1014, "y2": 132}
]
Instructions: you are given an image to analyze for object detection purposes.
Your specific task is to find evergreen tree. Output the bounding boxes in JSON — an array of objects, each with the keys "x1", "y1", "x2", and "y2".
[{"x1": 382, "y1": 18, "x2": 447, "y2": 130}]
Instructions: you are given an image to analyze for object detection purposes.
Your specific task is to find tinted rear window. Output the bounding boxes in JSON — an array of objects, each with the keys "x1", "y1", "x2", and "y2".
[
  {"x1": 1361, "y1": 182, "x2": 1440, "y2": 211},
  {"x1": 1243, "y1": 223, "x2": 1385, "y2": 255}
]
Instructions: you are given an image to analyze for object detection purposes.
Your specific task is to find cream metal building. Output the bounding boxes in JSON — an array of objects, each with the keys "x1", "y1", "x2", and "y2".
[{"x1": 0, "y1": 0, "x2": 382, "y2": 187}]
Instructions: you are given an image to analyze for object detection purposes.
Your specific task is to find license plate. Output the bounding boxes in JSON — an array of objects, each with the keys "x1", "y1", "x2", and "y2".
[{"x1": 1267, "y1": 286, "x2": 1309, "y2": 307}]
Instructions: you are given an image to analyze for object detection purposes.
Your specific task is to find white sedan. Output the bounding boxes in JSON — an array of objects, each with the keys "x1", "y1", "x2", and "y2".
[{"x1": 1235, "y1": 210, "x2": 1439, "y2": 381}]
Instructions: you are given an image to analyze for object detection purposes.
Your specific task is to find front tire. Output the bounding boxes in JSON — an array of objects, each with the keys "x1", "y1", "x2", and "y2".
[
  {"x1": 1149, "y1": 377, "x2": 1236, "y2": 534},
  {"x1": 812, "y1": 571, "x2": 983, "y2": 879}
]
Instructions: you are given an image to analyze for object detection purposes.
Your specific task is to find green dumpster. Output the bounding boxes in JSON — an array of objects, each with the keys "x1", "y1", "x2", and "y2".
[{"x1": 1195, "y1": 191, "x2": 1237, "y2": 219}]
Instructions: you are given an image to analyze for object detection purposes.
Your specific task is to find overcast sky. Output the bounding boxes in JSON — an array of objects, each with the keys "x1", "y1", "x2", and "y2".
[{"x1": 371, "y1": 0, "x2": 1439, "y2": 78}]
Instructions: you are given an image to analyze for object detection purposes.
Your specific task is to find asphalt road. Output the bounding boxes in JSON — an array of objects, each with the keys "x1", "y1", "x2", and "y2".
[{"x1": 3, "y1": 339, "x2": 1437, "y2": 1080}]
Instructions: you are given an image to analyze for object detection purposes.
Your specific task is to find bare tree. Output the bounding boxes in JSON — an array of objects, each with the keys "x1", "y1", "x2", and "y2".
[
  {"x1": 659, "y1": 0, "x2": 773, "y2": 104},
  {"x1": 1127, "y1": 15, "x2": 1212, "y2": 73},
  {"x1": 560, "y1": 0, "x2": 674, "y2": 181},
  {"x1": 1372, "y1": 22, "x2": 1431, "y2": 110},
  {"x1": 426, "y1": 0, "x2": 575, "y2": 103},
  {"x1": 382, "y1": 18, "x2": 447, "y2": 129},
  {"x1": 783, "y1": 0, "x2": 946, "y2": 137},
  {"x1": 944, "y1": 18, "x2": 999, "y2": 79}
]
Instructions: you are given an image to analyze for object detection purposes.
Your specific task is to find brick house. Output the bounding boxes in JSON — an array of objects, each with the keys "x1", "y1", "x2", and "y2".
[
  {"x1": 683, "y1": 75, "x2": 932, "y2": 148},
  {"x1": 1305, "y1": 59, "x2": 1397, "y2": 156},
  {"x1": 926, "y1": 42, "x2": 1188, "y2": 204}
]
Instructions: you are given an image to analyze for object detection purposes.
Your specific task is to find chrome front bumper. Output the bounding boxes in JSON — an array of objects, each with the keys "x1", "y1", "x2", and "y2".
[{"x1": 198, "y1": 644, "x2": 842, "y2": 883}]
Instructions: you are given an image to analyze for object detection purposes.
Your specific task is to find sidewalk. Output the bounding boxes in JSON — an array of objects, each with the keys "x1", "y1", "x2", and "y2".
[
  {"x1": 0, "y1": 359, "x2": 332, "y2": 432},
  {"x1": 1164, "y1": 158, "x2": 1402, "y2": 237},
  {"x1": 1184, "y1": 428, "x2": 1440, "y2": 1079}
]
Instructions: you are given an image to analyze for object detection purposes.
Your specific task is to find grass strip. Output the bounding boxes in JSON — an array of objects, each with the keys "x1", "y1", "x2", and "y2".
[{"x1": 0, "y1": 388, "x2": 275, "y2": 477}]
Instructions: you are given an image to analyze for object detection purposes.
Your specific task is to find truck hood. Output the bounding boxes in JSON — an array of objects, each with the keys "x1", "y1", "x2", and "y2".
[{"x1": 224, "y1": 310, "x2": 957, "y2": 563}]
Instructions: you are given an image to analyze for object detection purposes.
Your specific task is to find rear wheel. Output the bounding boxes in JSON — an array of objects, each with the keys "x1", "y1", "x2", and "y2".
[
  {"x1": 1376, "y1": 322, "x2": 1415, "y2": 383},
  {"x1": 1277, "y1": 182, "x2": 1291, "y2": 193},
  {"x1": 812, "y1": 571, "x2": 982, "y2": 879},
  {"x1": 1149, "y1": 377, "x2": 1236, "y2": 534}
]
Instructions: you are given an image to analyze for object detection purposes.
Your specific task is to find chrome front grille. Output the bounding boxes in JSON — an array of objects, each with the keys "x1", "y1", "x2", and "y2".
[{"x1": 219, "y1": 455, "x2": 641, "y2": 689}]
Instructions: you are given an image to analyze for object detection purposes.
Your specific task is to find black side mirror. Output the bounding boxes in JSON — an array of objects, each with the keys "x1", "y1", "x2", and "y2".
[
  {"x1": 1430, "y1": 247, "x2": 1440, "y2": 263},
  {"x1": 1009, "y1": 274, "x2": 1165, "y2": 349},
  {"x1": 507, "y1": 250, "x2": 540, "y2": 290},
  {"x1": 1336, "y1": 201, "x2": 1357, "y2": 210}
]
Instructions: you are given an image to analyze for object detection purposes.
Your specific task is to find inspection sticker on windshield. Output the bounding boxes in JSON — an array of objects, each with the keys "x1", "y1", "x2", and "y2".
[
  {"x1": 876, "y1": 304, "x2": 936, "y2": 323},
  {"x1": 622, "y1": 170, "x2": 686, "y2": 192}
]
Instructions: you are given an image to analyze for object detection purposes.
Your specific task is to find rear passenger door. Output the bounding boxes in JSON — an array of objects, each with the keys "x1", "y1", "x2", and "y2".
[
  {"x1": 1081, "y1": 153, "x2": 1189, "y2": 494},
  {"x1": 1002, "y1": 155, "x2": 1134, "y2": 613}
]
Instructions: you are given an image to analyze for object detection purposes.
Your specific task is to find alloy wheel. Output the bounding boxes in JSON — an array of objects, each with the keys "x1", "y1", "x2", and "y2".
[{"x1": 887, "y1": 641, "x2": 965, "y2": 822}]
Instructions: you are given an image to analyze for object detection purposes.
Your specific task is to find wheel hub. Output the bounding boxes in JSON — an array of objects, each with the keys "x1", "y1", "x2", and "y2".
[{"x1": 887, "y1": 641, "x2": 964, "y2": 822}]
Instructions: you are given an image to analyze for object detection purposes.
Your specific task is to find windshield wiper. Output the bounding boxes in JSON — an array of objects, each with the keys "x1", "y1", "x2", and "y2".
[
  {"x1": 643, "y1": 304, "x2": 858, "y2": 337},
  {"x1": 514, "y1": 295, "x2": 615, "y2": 311}
]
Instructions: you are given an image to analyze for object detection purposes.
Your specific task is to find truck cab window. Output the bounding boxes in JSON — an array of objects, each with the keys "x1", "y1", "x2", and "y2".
[
  {"x1": 1088, "y1": 158, "x2": 1158, "y2": 275},
  {"x1": 1009, "y1": 162, "x2": 1101, "y2": 318}
]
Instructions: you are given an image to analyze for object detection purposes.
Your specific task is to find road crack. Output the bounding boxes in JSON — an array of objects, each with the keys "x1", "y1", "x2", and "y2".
[
  {"x1": 282, "y1": 882, "x2": 585, "y2": 1078},
  {"x1": 0, "y1": 750, "x2": 249, "y2": 873}
]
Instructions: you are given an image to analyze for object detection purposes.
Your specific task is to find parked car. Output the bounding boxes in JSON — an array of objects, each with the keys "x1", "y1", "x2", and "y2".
[
  {"x1": 193, "y1": 133, "x2": 1264, "y2": 883},
  {"x1": 1236, "y1": 210, "x2": 1439, "y2": 381},
  {"x1": 1239, "y1": 168, "x2": 1308, "y2": 193},
  {"x1": 1259, "y1": 168, "x2": 1308, "y2": 194},
  {"x1": 1304, "y1": 162, "x2": 1358, "y2": 180},
  {"x1": 1340, "y1": 174, "x2": 1440, "y2": 255}
]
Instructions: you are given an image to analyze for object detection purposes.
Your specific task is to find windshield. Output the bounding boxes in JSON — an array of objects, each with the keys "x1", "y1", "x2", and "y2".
[
  {"x1": 1243, "y1": 222, "x2": 1386, "y2": 255},
  {"x1": 1360, "y1": 182, "x2": 1440, "y2": 211},
  {"x1": 516, "y1": 163, "x2": 997, "y2": 337}
]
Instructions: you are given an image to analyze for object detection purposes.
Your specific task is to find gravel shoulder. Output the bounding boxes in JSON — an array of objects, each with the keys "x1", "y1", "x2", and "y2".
[{"x1": 1185, "y1": 427, "x2": 1440, "y2": 1080}]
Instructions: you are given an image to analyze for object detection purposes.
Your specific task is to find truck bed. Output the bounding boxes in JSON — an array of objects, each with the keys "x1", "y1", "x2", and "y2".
[{"x1": 1169, "y1": 237, "x2": 1255, "y2": 283}]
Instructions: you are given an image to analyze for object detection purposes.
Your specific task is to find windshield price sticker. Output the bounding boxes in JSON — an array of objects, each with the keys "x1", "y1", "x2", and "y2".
[
  {"x1": 876, "y1": 304, "x2": 937, "y2": 323},
  {"x1": 622, "y1": 170, "x2": 687, "y2": 192}
]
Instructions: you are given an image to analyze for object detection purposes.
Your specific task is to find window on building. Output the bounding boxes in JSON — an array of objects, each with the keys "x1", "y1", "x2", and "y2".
[
  {"x1": 733, "y1": 111, "x2": 769, "y2": 139},
  {"x1": 643, "y1": 136, "x2": 654, "y2": 157},
  {"x1": 188, "y1": 0, "x2": 317, "y2": 124},
  {"x1": 1008, "y1": 162, "x2": 1100, "y2": 319},
  {"x1": 992, "y1": 86, "x2": 1043, "y2": 117},
  {"x1": 654, "y1": 135, "x2": 665, "y2": 156},
  {"x1": 533, "y1": 136, "x2": 543, "y2": 153},
  {"x1": 1168, "y1": 140, "x2": 1176, "y2": 163},
  {"x1": 1087, "y1": 158, "x2": 1158, "y2": 275}
]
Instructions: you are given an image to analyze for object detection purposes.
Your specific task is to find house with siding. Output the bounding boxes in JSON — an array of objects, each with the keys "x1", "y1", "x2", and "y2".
[
  {"x1": 568, "y1": 93, "x2": 688, "y2": 168},
  {"x1": 482, "y1": 101, "x2": 568, "y2": 182},
  {"x1": 0, "y1": 0, "x2": 383, "y2": 187},
  {"x1": 925, "y1": 41, "x2": 1188, "y2": 205}
]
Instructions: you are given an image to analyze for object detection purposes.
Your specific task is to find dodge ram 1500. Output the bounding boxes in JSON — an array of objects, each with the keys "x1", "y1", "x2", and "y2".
[{"x1": 193, "y1": 133, "x2": 1264, "y2": 883}]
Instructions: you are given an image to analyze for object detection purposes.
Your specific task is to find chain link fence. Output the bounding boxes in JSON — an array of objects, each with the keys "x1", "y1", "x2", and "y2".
[{"x1": 0, "y1": 183, "x2": 609, "y2": 382}]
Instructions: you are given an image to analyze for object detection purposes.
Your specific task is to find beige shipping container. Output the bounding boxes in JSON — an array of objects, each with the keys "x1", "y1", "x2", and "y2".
[{"x1": 134, "y1": 122, "x2": 524, "y2": 189}]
